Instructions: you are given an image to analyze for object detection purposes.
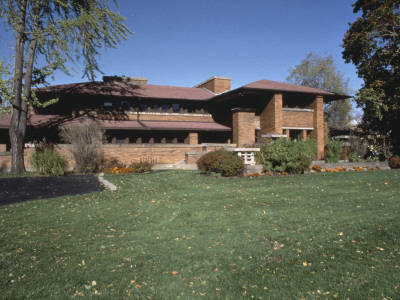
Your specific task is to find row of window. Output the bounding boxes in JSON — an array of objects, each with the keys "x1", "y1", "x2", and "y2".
[
  {"x1": 105, "y1": 131, "x2": 231, "y2": 144},
  {"x1": 103, "y1": 102, "x2": 209, "y2": 114}
]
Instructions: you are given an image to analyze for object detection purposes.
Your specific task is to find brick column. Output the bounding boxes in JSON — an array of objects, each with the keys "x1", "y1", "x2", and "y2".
[
  {"x1": 309, "y1": 96, "x2": 324, "y2": 159},
  {"x1": 260, "y1": 93, "x2": 283, "y2": 135},
  {"x1": 187, "y1": 132, "x2": 198, "y2": 145},
  {"x1": 284, "y1": 129, "x2": 290, "y2": 140},
  {"x1": 232, "y1": 108, "x2": 256, "y2": 146},
  {"x1": 299, "y1": 129, "x2": 307, "y2": 141}
]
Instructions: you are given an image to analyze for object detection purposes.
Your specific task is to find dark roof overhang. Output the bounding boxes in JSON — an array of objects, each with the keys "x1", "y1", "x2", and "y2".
[{"x1": 209, "y1": 79, "x2": 351, "y2": 103}]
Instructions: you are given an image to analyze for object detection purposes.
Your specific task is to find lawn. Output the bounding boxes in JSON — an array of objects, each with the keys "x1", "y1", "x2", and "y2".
[{"x1": 0, "y1": 170, "x2": 399, "y2": 299}]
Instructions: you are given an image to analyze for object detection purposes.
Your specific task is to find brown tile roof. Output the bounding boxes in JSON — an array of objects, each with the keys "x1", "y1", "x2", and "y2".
[
  {"x1": 35, "y1": 82, "x2": 215, "y2": 101},
  {"x1": 243, "y1": 80, "x2": 334, "y2": 95},
  {"x1": 0, "y1": 114, "x2": 77, "y2": 129},
  {"x1": 240, "y1": 80, "x2": 349, "y2": 100},
  {"x1": 0, "y1": 114, "x2": 231, "y2": 131},
  {"x1": 34, "y1": 78, "x2": 349, "y2": 104}
]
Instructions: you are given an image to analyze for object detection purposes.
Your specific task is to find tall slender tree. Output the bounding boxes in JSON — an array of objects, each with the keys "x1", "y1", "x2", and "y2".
[
  {"x1": 286, "y1": 52, "x2": 353, "y2": 129},
  {"x1": 342, "y1": 0, "x2": 400, "y2": 155},
  {"x1": 0, "y1": 0, "x2": 132, "y2": 173}
]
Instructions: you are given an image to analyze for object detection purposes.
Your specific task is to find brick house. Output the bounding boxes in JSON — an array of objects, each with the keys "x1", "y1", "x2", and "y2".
[{"x1": 0, "y1": 76, "x2": 347, "y2": 169}]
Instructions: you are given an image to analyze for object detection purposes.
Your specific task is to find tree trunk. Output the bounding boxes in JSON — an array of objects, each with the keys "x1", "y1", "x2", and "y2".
[{"x1": 9, "y1": 0, "x2": 27, "y2": 174}]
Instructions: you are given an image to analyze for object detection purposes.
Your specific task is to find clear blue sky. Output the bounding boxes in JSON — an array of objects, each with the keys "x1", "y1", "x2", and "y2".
[{"x1": 0, "y1": 0, "x2": 363, "y2": 93}]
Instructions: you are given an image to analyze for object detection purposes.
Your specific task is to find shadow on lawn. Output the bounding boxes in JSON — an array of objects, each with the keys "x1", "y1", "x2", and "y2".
[{"x1": 0, "y1": 175, "x2": 104, "y2": 205}]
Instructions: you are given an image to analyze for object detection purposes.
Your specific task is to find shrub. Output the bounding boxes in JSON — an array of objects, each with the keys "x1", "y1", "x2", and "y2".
[
  {"x1": 197, "y1": 149, "x2": 244, "y2": 177},
  {"x1": 98, "y1": 156, "x2": 125, "y2": 170},
  {"x1": 325, "y1": 140, "x2": 342, "y2": 163},
  {"x1": 349, "y1": 151, "x2": 362, "y2": 162},
  {"x1": 59, "y1": 121, "x2": 104, "y2": 173},
  {"x1": 365, "y1": 155, "x2": 379, "y2": 162},
  {"x1": 255, "y1": 139, "x2": 316, "y2": 174},
  {"x1": 349, "y1": 135, "x2": 367, "y2": 159},
  {"x1": 389, "y1": 156, "x2": 400, "y2": 169},
  {"x1": 128, "y1": 161, "x2": 152, "y2": 173},
  {"x1": 30, "y1": 147, "x2": 68, "y2": 176}
]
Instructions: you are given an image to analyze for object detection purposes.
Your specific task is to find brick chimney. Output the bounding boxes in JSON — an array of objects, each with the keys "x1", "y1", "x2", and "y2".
[
  {"x1": 194, "y1": 76, "x2": 231, "y2": 94},
  {"x1": 103, "y1": 75, "x2": 148, "y2": 84}
]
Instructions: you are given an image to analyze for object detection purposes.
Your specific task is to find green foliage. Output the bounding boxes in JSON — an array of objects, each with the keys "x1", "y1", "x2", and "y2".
[
  {"x1": 286, "y1": 52, "x2": 353, "y2": 129},
  {"x1": 256, "y1": 138, "x2": 316, "y2": 174},
  {"x1": 0, "y1": 59, "x2": 12, "y2": 114},
  {"x1": 342, "y1": 0, "x2": 400, "y2": 154},
  {"x1": 197, "y1": 149, "x2": 244, "y2": 177},
  {"x1": 349, "y1": 151, "x2": 362, "y2": 163},
  {"x1": 1, "y1": 0, "x2": 133, "y2": 82},
  {"x1": 128, "y1": 161, "x2": 153, "y2": 173},
  {"x1": 365, "y1": 156, "x2": 379, "y2": 162},
  {"x1": 389, "y1": 157, "x2": 400, "y2": 169},
  {"x1": 1, "y1": 0, "x2": 133, "y2": 173},
  {"x1": 325, "y1": 140, "x2": 343, "y2": 163},
  {"x1": 59, "y1": 121, "x2": 104, "y2": 173},
  {"x1": 30, "y1": 147, "x2": 68, "y2": 176}
]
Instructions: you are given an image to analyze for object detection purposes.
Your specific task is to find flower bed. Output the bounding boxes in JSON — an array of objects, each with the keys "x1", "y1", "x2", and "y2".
[
  {"x1": 104, "y1": 166, "x2": 134, "y2": 174},
  {"x1": 309, "y1": 165, "x2": 381, "y2": 173},
  {"x1": 243, "y1": 165, "x2": 382, "y2": 178},
  {"x1": 104, "y1": 161, "x2": 153, "y2": 174}
]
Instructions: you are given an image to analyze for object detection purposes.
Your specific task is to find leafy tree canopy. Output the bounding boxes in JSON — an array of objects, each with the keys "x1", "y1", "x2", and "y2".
[
  {"x1": 0, "y1": 60, "x2": 13, "y2": 114},
  {"x1": 0, "y1": 0, "x2": 132, "y2": 173},
  {"x1": 286, "y1": 52, "x2": 353, "y2": 129},
  {"x1": 342, "y1": 0, "x2": 400, "y2": 154}
]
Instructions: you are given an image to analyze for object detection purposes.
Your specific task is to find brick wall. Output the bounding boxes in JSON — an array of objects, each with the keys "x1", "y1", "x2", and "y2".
[
  {"x1": 187, "y1": 133, "x2": 199, "y2": 145},
  {"x1": 232, "y1": 108, "x2": 255, "y2": 146},
  {"x1": 101, "y1": 144, "x2": 204, "y2": 164},
  {"x1": 0, "y1": 144, "x2": 208, "y2": 172},
  {"x1": 282, "y1": 109, "x2": 314, "y2": 128},
  {"x1": 195, "y1": 76, "x2": 231, "y2": 94},
  {"x1": 260, "y1": 93, "x2": 282, "y2": 135},
  {"x1": 0, "y1": 147, "x2": 74, "y2": 171},
  {"x1": 185, "y1": 151, "x2": 207, "y2": 164}
]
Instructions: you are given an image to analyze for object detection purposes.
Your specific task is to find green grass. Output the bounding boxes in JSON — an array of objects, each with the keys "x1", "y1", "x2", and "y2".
[{"x1": 1, "y1": 170, "x2": 399, "y2": 299}]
